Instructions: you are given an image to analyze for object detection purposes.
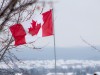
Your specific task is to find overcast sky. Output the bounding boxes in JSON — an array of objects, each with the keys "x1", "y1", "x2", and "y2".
[
  {"x1": 1, "y1": 0, "x2": 100, "y2": 48},
  {"x1": 50, "y1": 0, "x2": 100, "y2": 48},
  {"x1": 6, "y1": 0, "x2": 100, "y2": 49},
  {"x1": 11, "y1": 0, "x2": 100, "y2": 60}
]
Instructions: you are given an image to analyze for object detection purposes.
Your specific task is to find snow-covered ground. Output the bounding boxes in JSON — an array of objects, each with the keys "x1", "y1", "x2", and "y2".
[
  {"x1": 0, "y1": 60, "x2": 100, "y2": 75},
  {"x1": 1, "y1": 60, "x2": 100, "y2": 69}
]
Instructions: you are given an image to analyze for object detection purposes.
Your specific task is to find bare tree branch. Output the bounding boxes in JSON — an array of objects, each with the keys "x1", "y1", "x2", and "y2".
[
  {"x1": 0, "y1": 0, "x2": 18, "y2": 18},
  {"x1": 0, "y1": 0, "x2": 49, "y2": 67},
  {"x1": 0, "y1": 0, "x2": 18, "y2": 30},
  {"x1": 0, "y1": 37, "x2": 13, "y2": 61},
  {"x1": 0, "y1": 0, "x2": 5, "y2": 11},
  {"x1": 13, "y1": 0, "x2": 37, "y2": 12},
  {"x1": 0, "y1": 0, "x2": 37, "y2": 30},
  {"x1": 80, "y1": 36, "x2": 100, "y2": 52}
]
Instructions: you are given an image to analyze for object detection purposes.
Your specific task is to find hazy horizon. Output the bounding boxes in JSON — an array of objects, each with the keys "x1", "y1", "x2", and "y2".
[{"x1": 11, "y1": 46, "x2": 100, "y2": 60}]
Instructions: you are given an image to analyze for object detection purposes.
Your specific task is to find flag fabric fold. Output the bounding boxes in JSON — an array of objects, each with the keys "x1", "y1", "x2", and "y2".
[{"x1": 9, "y1": 9, "x2": 53, "y2": 46}]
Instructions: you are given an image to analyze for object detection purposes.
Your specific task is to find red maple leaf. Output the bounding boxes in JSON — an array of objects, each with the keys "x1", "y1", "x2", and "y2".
[{"x1": 28, "y1": 20, "x2": 41, "y2": 36}]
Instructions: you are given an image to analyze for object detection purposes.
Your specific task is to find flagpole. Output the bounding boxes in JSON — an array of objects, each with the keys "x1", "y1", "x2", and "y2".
[
  {"x1": 37, "y1": 1, "x2": 57, "y2": 74},
  {"x1": 51, "y1": 2, "x2": 57, "y2": 75}
]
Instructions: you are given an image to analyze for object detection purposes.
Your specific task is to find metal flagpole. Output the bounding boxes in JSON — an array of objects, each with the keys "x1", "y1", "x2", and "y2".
[
  {"x1": 51, "y1": 2, "x2": 57, "y2": 75},
  {"x1": 38, "y1": 1, "x2": 57, "y2": 74}
]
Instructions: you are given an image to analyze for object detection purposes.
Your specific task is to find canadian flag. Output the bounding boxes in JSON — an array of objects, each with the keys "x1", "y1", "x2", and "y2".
[{"x1": 10, "y1": 9, "x2": 53, "y2": 46}]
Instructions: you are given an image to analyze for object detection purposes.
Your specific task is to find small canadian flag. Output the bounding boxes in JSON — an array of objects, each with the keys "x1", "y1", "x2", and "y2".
[{"x1": 10, "y1": 9, "x2": 53, "y2": 46}]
